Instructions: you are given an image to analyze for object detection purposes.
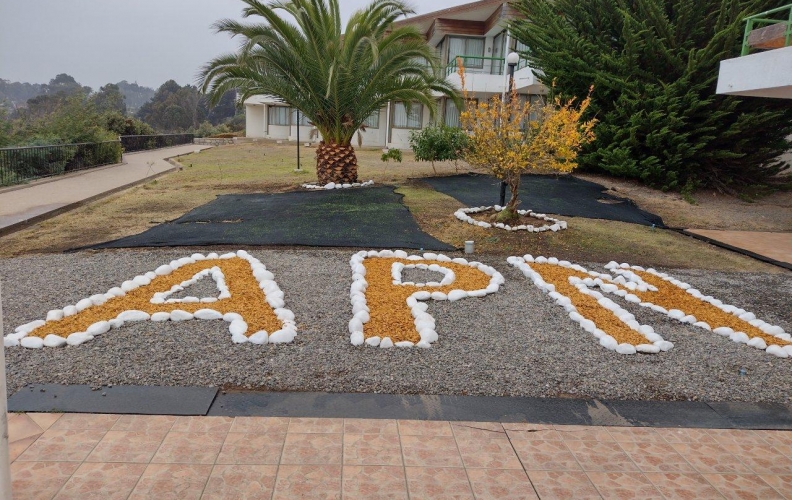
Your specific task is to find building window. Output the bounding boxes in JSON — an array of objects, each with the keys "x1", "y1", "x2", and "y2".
[
  {"x1": 447, "y1": 36, "x2": 485, "y2": 69},
  {"x1": 268, "y1": 106, "x2": 290, "y2": 126},
  {"x1": 392, "y1": 102, "x2": 423, "y2": 129},
  {"x1": 444, "y1": 99, "x2": 477, "y2": 128},
  {"x1": 363, "y1": 110, "x2": 379, "y2": 129},
  {"x1": 290, "y1": 108, "x2": 311, "y2": 126}
]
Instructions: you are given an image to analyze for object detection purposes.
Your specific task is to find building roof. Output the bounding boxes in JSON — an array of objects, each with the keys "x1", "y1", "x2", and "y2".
[{"x1": 393, "y1": 0, "x2": 512, "y2": 37}]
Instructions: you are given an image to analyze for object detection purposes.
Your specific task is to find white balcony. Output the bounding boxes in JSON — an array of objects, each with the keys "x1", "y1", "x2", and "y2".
[
  {"x1": 716, "y1": 45, "x2": 792, "y2": 98},
  {"x1": 445, "y1": 56, "x2": 543, "y2": 94}
]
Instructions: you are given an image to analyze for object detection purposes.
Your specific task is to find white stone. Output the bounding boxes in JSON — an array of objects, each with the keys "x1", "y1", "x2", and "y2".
[
  {"x1": 365, "y1": 336, "x2": 381, "y2": 347},
  {"x1": 118, "y1": 310, "x2": 150, "y2": 322},
  {"x1": 655, "y1": 340, "x2": 674, "y2": 351},
  {"x1": 599, "y1": 336, "x2": 618, "y2": 350},
  {"x1": 747, "y1": 337, "x2": 767, "y2": 349},
  {"x1": 248, "y1": 331, "x2": 269, "y2": 344},
  {"x1": 75, "y1": 298, "x2": 93, "y2": 312},
  {"x1": 132, "y1": 275, "x2": 151, "y2": 286},
  {"x1": 350, "y1": 331, "x2": 364, "y2": 346},
  {"x1": 447, "y1": 290, "x2": 468, "y2": 302},
  {"x1": 66, "y1": 333, "x2": 93, "y2": 346},
  {"x1": 766, "y1": 345, "x2": 789, "y2": 358},
  {"x1": 396, "y1": 341, "x2": 414, "y2": 347},
  {"x1": 416, "y1": 340, "x2": 432, "y2": 348},
  {"x1": 170, "y1": 310, "x2": 194, "y2": 321},
  {"x1": 86, "y1": 321, "x2": 111, "y2": 335},
  {"x1": 713, "y1": 327, "x2": 733, "y2": 336},
  {"x1": 3, "y1": 337, "x2": 19, "y2": 347},
  {"x1": 46, "y1": 310, "x2": 64, "y2": 321},
  {"x1": 636, "y1": 344, "x2": 661, "y2": 354},
  {"x1": 194, "y1": 309, "x2": 223, "y2": 320},
  {"x1": 43, "y1": 334, "x2": 67, "y2": 347},
  {"x1": 229, "y1": 320, "x2": 248, "y2": 336},
  {"x1": 21, "y1": 337, "x2": 45, "y2": 348},
  {"x1": 667, "y1": 309, "x2": 685, "y2": 320},
  {"x1": 268, "y1": 328, "x2": 296, "y2": 343},
  {"x1": 151, "y1": 312, "x2": 171, "y2": 322},
  {"x1": 379, "y1": 337, "x2": 394, "y2": 348},
  {"x1": 615, "y1": 344, "x2": 637, "y2": 355},
  {"x1": 730, "y1": 331, "x2": 750, "y2": 344},
  {"x1": 231, "y1": 333, "x2": 249, "y2": 344}
]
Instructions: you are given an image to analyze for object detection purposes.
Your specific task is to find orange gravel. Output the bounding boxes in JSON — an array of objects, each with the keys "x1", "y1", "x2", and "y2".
[
  {"x1": 362, "y1": 258, "x2": 492, "y2": 343},
  {"x1": 26, "y1": 258, "x2": 281, "y2": 339}
]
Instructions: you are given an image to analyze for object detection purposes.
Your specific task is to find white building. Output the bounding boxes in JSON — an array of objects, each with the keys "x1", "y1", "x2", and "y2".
[
  {"x1": 243, "y1": 0, "x2": 546, "y2": 149},
  {"x1": 716, "y1": 5, "x2": 792, "y2": 99}
]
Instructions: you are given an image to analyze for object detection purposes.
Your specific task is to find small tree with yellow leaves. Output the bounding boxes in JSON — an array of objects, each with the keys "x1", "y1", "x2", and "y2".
[{"x1": 458, "y1": 63, "x2": 596, "y2": 224}]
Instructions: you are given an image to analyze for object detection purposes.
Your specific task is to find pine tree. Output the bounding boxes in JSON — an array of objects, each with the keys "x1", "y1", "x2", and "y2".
[{"x1": 510, "y1": 0, "x2": 792, "y2": 192}]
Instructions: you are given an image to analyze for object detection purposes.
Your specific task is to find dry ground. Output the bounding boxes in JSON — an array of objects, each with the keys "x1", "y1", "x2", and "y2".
[{"x1": 0, "y1": 141, "x2": 785, "y2": 273}]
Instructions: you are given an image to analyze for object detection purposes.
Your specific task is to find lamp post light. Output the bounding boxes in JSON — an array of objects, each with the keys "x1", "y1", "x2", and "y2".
[
  {"x1": 296, "y1": 110, "x2": 301, "y2": 171},
  {"x1": 499, "y1": 52, "x2": 520, "y2": 206}
]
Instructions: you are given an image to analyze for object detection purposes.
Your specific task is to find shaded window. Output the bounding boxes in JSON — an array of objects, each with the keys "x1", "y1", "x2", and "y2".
[
  {"x1": 447, "y1": 36, "x2": 485, "y2": 69},
  {"x1": 392, "y1": 102, "x2": 423, "y2": 129},
  {"x1": 444, "y1": 99, "x2": 478, "y2": 128},
  {"x1": 290, "y1": 108, "x2": 311, "y2": 126},
  {"x1": 363, "y1": 111, "x2": 380, "y2": 129},
  {"x1": 268, "y1": 106, "x2": 290, "y2": 126}
]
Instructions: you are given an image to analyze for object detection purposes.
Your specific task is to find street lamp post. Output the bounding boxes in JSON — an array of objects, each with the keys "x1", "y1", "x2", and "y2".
[
  {"x1": 499, "y1": 52, "x2": 521, "y2": 206},
  {"x1": 296, "y1": 110, "x2": 301, "y2": 171}
]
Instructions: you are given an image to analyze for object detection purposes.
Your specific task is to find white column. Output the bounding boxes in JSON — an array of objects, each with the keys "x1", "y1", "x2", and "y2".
[
  {"x1": 0, "y1": 284, "x2": 12, "y2": 500},
  {"x1": 385, "y1": 102, "x2": 392, "y2": 148}
]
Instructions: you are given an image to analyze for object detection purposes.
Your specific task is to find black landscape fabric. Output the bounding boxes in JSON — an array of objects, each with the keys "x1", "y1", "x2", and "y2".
[
  {"x1": 91, "y1": 187, "x2": 454, "y2": 251},
  {"x1": 422, "y1": 173, "x2": 665, "y2": 227}
]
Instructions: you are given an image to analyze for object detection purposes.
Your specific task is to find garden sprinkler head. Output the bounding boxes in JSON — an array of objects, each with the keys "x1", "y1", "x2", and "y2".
[{"x1": 465, "y1": 241, "x2": 475, "y2": 254}]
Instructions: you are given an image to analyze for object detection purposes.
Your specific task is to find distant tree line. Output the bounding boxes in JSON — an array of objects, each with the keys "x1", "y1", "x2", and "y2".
[{"x1": 0, "y1": 74, "x2": 244, "y2": 148}]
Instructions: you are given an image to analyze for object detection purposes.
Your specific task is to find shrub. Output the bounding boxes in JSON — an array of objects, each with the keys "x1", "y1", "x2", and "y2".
[
  {"x1": 409, "y1": 124, "x2": 469, "y2": 174},
  {"x1": 381, "y1": 149, "x2": 403, "y2": 163}
]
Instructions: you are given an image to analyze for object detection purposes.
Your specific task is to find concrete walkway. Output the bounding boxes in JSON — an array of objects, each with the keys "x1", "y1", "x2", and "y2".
[
  {"x1": 687, "y1": 229, "x2": 792, "y2": 266},
  {"x1": 7, "y1": 412, "x2": 792, "y2": 499},
  {"x1": 0, "y1": 145, "x2": 212, "y2": 235}
]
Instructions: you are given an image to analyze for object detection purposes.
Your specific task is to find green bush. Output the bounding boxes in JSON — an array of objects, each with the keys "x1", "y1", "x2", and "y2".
[
  {"x1": 409, "y1": 124, "x2": 469, "y2": 173},
  {"x1": 381, "y1": 148, "x2": 403, "y2": 163}
]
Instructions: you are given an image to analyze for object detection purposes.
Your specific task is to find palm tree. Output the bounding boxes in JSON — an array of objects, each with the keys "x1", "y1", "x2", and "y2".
[{"x1": 200, "y1": 0, "x2": 458, "y2": 185}]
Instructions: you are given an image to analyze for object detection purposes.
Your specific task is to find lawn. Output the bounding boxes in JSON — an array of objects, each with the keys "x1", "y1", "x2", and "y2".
[{"x1": 0, "y1": 140, "x2": 782, "y2": 272}]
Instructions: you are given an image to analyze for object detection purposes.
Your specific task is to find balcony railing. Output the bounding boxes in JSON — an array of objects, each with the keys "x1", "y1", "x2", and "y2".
[
  {"x1": 741, "y1": 4, "x2": 792, "y2": 56},
  {"x1": 446, "y1": 55, "x2": 508, "y2": 77}
]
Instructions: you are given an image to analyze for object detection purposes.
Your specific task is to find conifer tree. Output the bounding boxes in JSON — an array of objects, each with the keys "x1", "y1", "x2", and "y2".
[{"x1": 511, "y1": 0, "x2": 792, "y2": 192}]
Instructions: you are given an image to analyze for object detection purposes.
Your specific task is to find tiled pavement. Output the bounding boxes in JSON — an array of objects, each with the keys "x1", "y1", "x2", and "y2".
[{"x1": 7, "y1": 413, "x2": 792, "y2": 499}]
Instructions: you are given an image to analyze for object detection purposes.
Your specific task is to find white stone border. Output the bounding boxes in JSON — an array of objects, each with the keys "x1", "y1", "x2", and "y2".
[
  {"x1": 454, "y1": 206, "x2": 567, "y2": 232},
  {"x1": 602, "y1": 261, "x2": 792, "y2": 358},
  {"x1": 5, "y1": 250, "x2": 297, "y2": 349},
  {"x1": 349, "y1": 250, "x2": 504, "y2": 348},
  {"x1": 508, "y1": 255, "x2": 670, "y2": 355},
  {"x1": 151, "y1": 266, "x2": 230, "y2": 304},
  {"x1": 302, "y1": 180, "x2": 375, "y2": 190}
]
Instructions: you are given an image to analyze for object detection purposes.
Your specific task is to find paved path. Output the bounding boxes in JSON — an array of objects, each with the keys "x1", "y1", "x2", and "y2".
[
  {"x1": 0, "y1": 145, "x2": 211, "y2": 234},
  {"x1": 7, "y1": 412, "x2": 792, "y2": 498},
  {"x1": 687, "y1": 229, "x2": 792, "y2": 265}
]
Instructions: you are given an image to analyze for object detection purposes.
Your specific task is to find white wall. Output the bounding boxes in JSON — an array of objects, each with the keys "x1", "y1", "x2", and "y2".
[
  {"x1": 717, "y1": 46, "x2": 792, "y2": 99},
  {"x1": 268, "y1": 124, "x2": 290, "y2": 140},
  {"x1": 245, "y1": 104, "x2": 265, "y2": 138},
  {"x1": 388, "y1": 104, "x2": 431, "y2": 149}
]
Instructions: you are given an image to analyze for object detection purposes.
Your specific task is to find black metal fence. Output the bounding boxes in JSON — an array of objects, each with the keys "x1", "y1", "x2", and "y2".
[
  {"x1": 0, "y1": 141, "x2": 123, "y2": 187},
  {"x1": 120, "y1": 134, "x2": 194, "y2": 153}
]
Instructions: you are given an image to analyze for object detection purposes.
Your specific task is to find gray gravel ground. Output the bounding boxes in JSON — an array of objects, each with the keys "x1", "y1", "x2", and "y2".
[{"x1": 1, "y1": 248, "x2": 790, "y2": 403}]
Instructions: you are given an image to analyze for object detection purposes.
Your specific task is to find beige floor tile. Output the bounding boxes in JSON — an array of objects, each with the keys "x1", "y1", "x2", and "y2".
[
  {"x1": 759, "y1": 475, "x2": 792, "y2": 499},
  {"x1": 128, "y1": 463, "x2": 212, "y2": 500},
  {"x1": 280, "y1": 432, "x2": 343, "y2": 465},
  {"x1": 397, "y1": 419, "x2": 453, "y2": 436},
  {"x1": 657, "y1": 427, "x2": 717, "y2": 445},
  {"x1": 343, "y1": 433, "x2": 403, "y2": 466},
  {"x1": 671, "y1": 443, "x2": 753, "y2": 475},
  {"x1": 503, "y1": 423, "x2": 563, "y2": 441},
  {"x1": 450, "y1": 421, "x2": 506, "y2": 439},
  {"x1": 86, "y1": 430, "x2": 168, "y2": 463},
  {"x1": 26, "y1": 412, "x2": 63, "y2": 431},
  {"x1": 644, "y1": 472, "x2": 724, "y2": 499},
  {"x1": 8, "y1": 413, "x2": 45, "y2": 442},
  {"x1": 170, "y1": 415, "x2": 233, "y2": 433},
  {"x1": 587, "y1": 471, "x2": 664, "y2": 499},
  {"x1": 342, "y1": 465, "x2": 408, "y2": 499},
  {"x1": 703, "y1": 473, "x2": 783, "y2": 500},
  {"x1": 759, "y1": 431, "x2": 792, "y2": 447},
  {"x1": 554, "y1": 424, "x2": 615, "y2": 441},
  {"x1": 111, "y1": 414, "x2": 177, "y2": 433},
  {"x1": 9, "y1": 435, "x2": 39, "y2": 462},
  {"x1": 344, "y1": 418, "x2": 398, "y2": 435},
  {"x1": 527, "y1": 470, "x2": 601, "y2": 499},
  {"x1": 618, "y1": 441, "x2": 696, "y2": 473},
  {"x1": 230, "y1": 416, "x2": 289, "y2": 434},
  {"x1": 53, "y1": 462, "x2": 146, "y2": 499},
  {"x1": 456, "y1": 436, "x2": 522, "y2": 469},
  {"x1": 400, "y1": 435, "x2": 463, "y2": 467},
  {"x1": 216, "y1": 432, "x2": 286, "y2": 464},
  {"x1": 151, "y1": 431, "x2": 225, "y2": 464},
  {"x1": 50, "y1": 413, "x2": 119, "y2": 431},
  {"x1": 17, "y1": 429, "x2": 106, "y2": 462},
  {"x1": 405, "y1": 466, "x2": 473, "y2": 499},
  {"x1": 273, "y1": 464, "x2": 341, "y2": 499},
  {"x1": 201, "y1": 464, "x2": 278, "y2": 500},
  {"x1": 510, "y1": 438, "x2": 582, "y2": 471},
  {"x1": 565, "y1": 440, "x2": 639, "y2": 472},
  {"x1": 607, "y1": 426, "x2": 666, "y2": 443},
  {"x1": 723, "y1": 444, "x2": 792, "y2": 475},
  {"x1": 11, "y1": 461, "x2": 81, "y2": 500},
  {"x1": 466, "y1": 468, "x2": 539, "y2": 499},
  {"x1": 707, "y1": 429, "x2": 771, "y2": 447},
  {"x1": 288, "y1": 417, "x2": 343, "y2": 434}
]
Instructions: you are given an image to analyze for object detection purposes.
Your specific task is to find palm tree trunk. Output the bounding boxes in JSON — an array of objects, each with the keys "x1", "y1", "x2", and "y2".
[{"x1": 315, "y1": 141, "x2": 359, "y2": 185}]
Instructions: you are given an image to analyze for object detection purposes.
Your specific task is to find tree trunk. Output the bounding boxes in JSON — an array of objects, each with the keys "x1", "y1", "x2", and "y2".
[
  {"x1": 496, "y1": 172, "x2": 521, "y2": 223},
  {"x1": 315, "y1": 141, "x2": 359, "y2": 185}
]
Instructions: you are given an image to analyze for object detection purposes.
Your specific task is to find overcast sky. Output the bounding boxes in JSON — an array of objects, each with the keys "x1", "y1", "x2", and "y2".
[{"x1": 0, "y1": 0, "x2": 467, "y2": 90}]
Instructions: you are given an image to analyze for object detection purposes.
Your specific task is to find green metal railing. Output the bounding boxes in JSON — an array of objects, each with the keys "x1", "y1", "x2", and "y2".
[
  {"x1": 446, "y1": 55, "x2": 508, "y2": 76},
  {"x1": 741, "y1": 4, "x2": 792, "y2": 56}
]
